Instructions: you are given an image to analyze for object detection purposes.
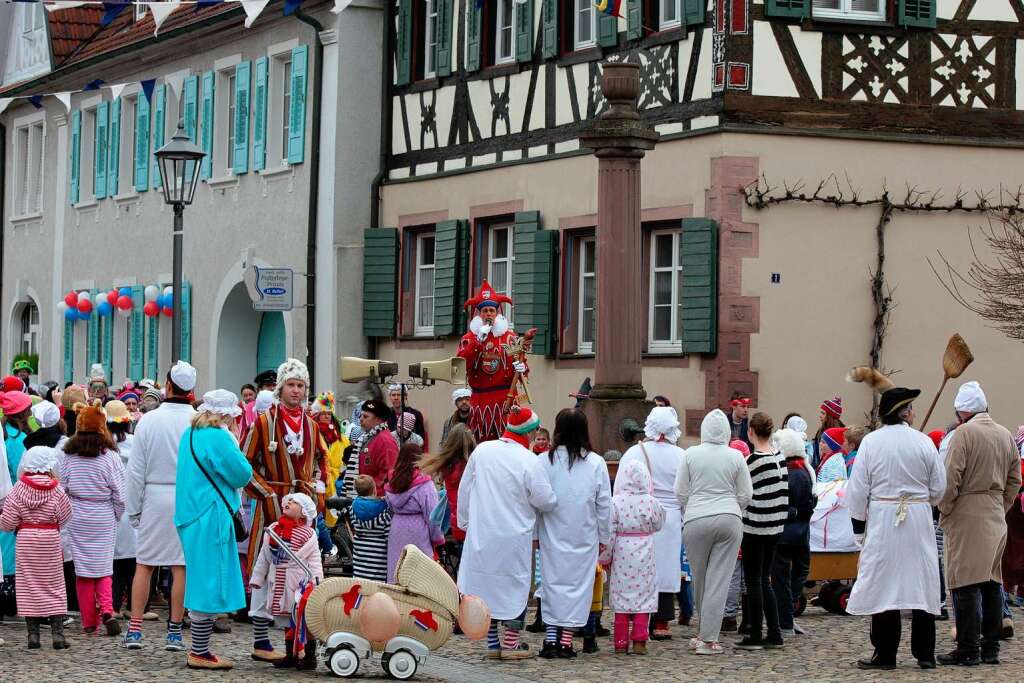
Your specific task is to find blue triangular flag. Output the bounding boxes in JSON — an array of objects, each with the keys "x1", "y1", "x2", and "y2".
[
  {"x1": 28, "y1": 95, "x2": 43, "y2": 110},
  {"x1": 195, "y1": 0, "x2": 222, "y2": 11},
  {"x1": 84, "y1": 79, "x2": 105, "y2": 91},
  {"x1": 284, "y1": 0, "x2": 305, "y2": 16},
  {"x1": 101, "y1": 1, "x2": 130, "y2": 27},
  {"x1": 141, "y1": 79, "x2": 156, "y2": 104}
]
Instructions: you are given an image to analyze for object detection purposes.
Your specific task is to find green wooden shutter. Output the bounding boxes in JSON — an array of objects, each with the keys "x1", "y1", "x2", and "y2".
[
  {"x1": 134, "y1": 92, "x2": 150, "y2": 191},
  {"x1": 512, "y1": 212, "x2": 558, "y2": 356},
  {"x1": 436, "y1": 0, "x2": 453, "y2": 76},
  {"x1": 396, "y1": 0, "x2": 413, "y2": 84},
  {"x1": 542, "y1": 0, "x2": 558, "y2": 58},
  {"x1": 432, "y1": 219, "x2": 470, "y2": 336},
  {"x1": 253, "y1": 57, "x2": 268, "y2": 171},
  {"x1": 101, "y1": 313, "x2": 114, "y2": 383},
  {"x1": 183, "y1": 75, "x2": 198, "y2": 143},
  {"x1": 180, "y1": 281, "x2": 192, "y2": 363},
  {"x1": 233, "y1": 61, "x2": 251, "y2": 174},
  {"x1": 70, "y1": 110, "x2": 81, "y2": 205},
  {"x1": 684, "y1": 0, "x2": 705, "y2": 25},
  {"x1": 151, "y1": 84, "x2": 166, "y2": 190},
  {"x1": 129, "y1": 286, "x2": 144, "y2": 379},
  {"x1": 680, "y1": 218, "x2": 718, "y2": 354},
  {"x1": 95, "y1": 101, "x2": 109, "y2": 199},
  {"x1": 63, "y1": 318, "x2": 75, "y2": 385},
  {"x1": 288, "y1": 45, "x2": 308, "y2": 164},
  {"x1": 899, "y1": 0, "x2": 935, "y2": 26},
  {"x1": 765, "y1": 0, "x2": 808, "y2": 18},
  {"x1": 627, "y1": 0, "x2": 642, "y2": 39},
  {"x1": 363, "y1": 228, "x2": 400, "y2": 337},
  {"x1": 598, "y1": 13, "x2": 618, "y2": 47},
  {"x1": 516, "y1": 0, "x2": 534, "y2": 63},
  {"x1": 87, "y1": 289, "x2": 100, "y2": 367},
  {"x1": 200, "y1": 70, "x2": 215, "y2": 179},
  {"x1": 146, "y1": 313, "x2": 159, "y2": 379},
  {"x1": 466, "y1": 1, "x2": 482, "y2": 72},
  {"x1": 107, "y1": 98, "x2": 120, "y2": 196}
]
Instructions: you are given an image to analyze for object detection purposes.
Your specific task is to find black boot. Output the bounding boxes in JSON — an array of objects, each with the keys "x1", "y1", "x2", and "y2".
[
  {"x1": 296, "y1": 640, "x2": 318, "y2": 671},
  {"x1": 582, "y1": 636, "x2": 599, "y2": 653},
  {"x1": 595, "y1": 616, "x2": 610, "y2": 637},
  {"x1": 26, "y1": 618, "x2": 40, "y2": 649},
  {"x1": 538, "y1": 640, "x2": 559, "y2": 659},
  {"x1": 273, "y1": 638, "x2": 296, "y2": 668},
  {"x1": 51, "y1": 615, "x2": 69, "y2": 650},
  {"x1": 525, "y1": 601, "x2": 544, "y2": 633}
]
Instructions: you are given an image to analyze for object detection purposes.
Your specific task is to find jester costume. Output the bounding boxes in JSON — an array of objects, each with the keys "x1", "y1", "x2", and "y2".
[{"x1": 457, "y1": 280, "x2": 529, "y2": 442}]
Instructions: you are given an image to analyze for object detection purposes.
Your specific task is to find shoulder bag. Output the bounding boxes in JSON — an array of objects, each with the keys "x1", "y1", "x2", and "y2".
[{"x1": 189, "y1": 428, "x2": 249, "y2": 542}]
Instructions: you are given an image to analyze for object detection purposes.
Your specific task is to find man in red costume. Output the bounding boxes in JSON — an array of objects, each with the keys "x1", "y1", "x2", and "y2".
[{"x1": 457, "y1": 280, "x2": 528, "y2": 442}]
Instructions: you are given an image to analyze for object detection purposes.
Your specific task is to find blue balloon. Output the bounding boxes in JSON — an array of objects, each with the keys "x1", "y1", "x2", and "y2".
[
  {"x1": 77, "y1": 309, "x2": 91, "y2": 320},
  {"x1": 64, "y1": 308, "x2": 78, "y2": 321},
  {"x1": 97, "y1": 301, "x2": 112, "y2": 316},
  {"x1": 119, "y1": 287, "x2": 132, "y2": 298}
]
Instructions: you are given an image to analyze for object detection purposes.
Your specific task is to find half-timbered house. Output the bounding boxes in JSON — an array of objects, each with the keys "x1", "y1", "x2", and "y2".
[{"x1": 366, "y1": 0, "x2": 1024, "y2": 442}]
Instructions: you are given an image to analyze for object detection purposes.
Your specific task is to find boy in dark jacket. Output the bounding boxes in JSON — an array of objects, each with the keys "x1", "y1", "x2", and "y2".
[{"x1": 772, "y1": 429, "x2": 817, "y2": 635}]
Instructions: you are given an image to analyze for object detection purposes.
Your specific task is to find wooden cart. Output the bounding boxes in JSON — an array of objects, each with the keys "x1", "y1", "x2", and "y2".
[{"x1": 800, "y1": 551, "x2": 859, "y2": 615}]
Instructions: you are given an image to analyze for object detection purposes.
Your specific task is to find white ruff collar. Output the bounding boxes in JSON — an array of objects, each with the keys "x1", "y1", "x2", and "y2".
[{"x1": 469, "y1": 314, "x2": 510, "y2": 338}]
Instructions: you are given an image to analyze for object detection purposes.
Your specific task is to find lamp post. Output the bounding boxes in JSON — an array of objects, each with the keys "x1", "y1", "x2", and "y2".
[{"x1": 155, "y1": 121, "x2": 205, "y2": 363}]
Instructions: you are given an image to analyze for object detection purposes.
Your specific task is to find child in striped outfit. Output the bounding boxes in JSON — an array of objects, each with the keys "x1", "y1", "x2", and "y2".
[
  {"x1": 0, "y1": 446, "x2": 73, "y2": 649},
  {"x1": 339, "y1": 475, "x2": 393, "y2": 581}
]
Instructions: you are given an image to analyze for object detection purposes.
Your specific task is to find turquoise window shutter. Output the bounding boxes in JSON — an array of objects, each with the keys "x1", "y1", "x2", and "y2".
[
  {"x1": 435, "y1": 0, "x2": 453, "y2": 77},
  {"x1": 233, "y1": 61, "x2": 251, "y2": 174},
  {"x1": 180, "y1": 281, "x2": 192, "y2": 363},
  {"x1": 151, "y1": 84, "x2": 166, "y2": 190},
  {"x1": 287, "y1": 45, "x2": 308, "y2": 164},
  {"x1": 627, "y1": 0, "x2": 642, "y2": 39},
  {"x1": 511, "y1": 212, "x2": 559, "y2": 356},
  {"x1": 465, "y1": 2, "x2": 481, "y2": 72},
  {"x1": 679, "y1": 218, "x2": 719, "y2": 354},
  {"x1": 101, "y1": 314, "x2": 114, "y2": 383},
  {"x1": 432, "y1": 219, "x2": 469, "y2": 337},
  {"x1": 396, "y1": 0, "x2": 413, "y2": 84},
  {"x1": 363, "y1": 228, "x2": 400, "y2": 337},
  {"x1": 200, "y1": 71, "x2": 215, "y2": 179},
  {"x1": 764, "y1": 0, "x2": 808, "y2": 18},
  {"x1": 899, "y1": 0, "x2": 935, "y2": 26},
  {"x1": 134, "y1": 92, "x2": 150, "y2": 191},
  {"x1": 107, "y1": 98, "x2": 120, "y2": 196},
  {"x1": 87, "y1": 289, "x2": 100, "y2": 368},
  {"x1": 516, "y1": 0, "x2": 534, "y2": 63},
  {"x1": 684, "y1": 0, "x2": 705, "y2": 24},
  {"x1": 253, "y1": 57, "x2": 268, "y2": 171},
  {"x1": 598, "y1": 13, "x2": 618, "y2": 47},
  {"x1": 129, "y1": 286, "x2": 144, "y2": 379},
  {"x1": 70, "y1": 110, "x2": 81, "y2": 205},
  {"x1": 542, "y1": 0, "x2": 558, "y2": 59},
  {"x1": 63, "y1": 318, "x2": 75, "y2": 385},
  {"x1": 146, "y1": 313, "x2": 159, "y2": 379},
  {"x1": 183, "y1": 75, "x2": 198, "y2": 143},
  {"x1": 95, "y1": 101, "x2": 109, "y2": 199}
]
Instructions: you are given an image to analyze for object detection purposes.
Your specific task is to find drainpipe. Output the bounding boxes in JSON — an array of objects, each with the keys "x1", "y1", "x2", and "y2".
[
  {"x1": 294, "y1": 9, "x2": 324, "y2": 386},
  {"x1": 0, "y1": 122, "x2": 6, "y2": 358},
  {"x1": 368, "y1": 0, "x2": 392, "y2": 361}
]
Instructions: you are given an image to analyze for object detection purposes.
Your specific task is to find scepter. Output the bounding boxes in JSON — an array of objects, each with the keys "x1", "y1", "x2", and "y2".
[{"x1": 502, "y1": 327, "x2": 537, "y2": 412}]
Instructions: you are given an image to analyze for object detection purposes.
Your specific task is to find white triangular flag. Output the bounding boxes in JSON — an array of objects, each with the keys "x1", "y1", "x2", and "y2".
[
  {"x1": 242, "y1": 0, "x2": 271, "y2": 27},
  {"x1": 109, "y1": 83, "x2": 127, "y2": 101},
  {"x1": 0, "y1": 98, "x2": 12, "y2": 116},
  {"x1": 55, "y1": 92, "x2": 72, "y2": 113},
  {"x1": 44, "y1": 1, "x2": 91, "y2": 13},
  {"x1": 165, "y1": 69, "x2": 188, "y2": 102},
  {"x1": 331, "y1": 0, "x2": 354, "y2": 13},
  {"x1": 148, "y1": 1, "x2": 181, "y2": 36}
]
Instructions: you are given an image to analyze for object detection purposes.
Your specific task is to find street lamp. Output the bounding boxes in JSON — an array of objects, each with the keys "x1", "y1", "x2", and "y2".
[{"x1": 155, "y1": 120, "x2": 205, "y2": 363}]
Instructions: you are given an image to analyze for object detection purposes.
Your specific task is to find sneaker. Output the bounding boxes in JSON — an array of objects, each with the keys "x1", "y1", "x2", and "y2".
[
  {"x1": 857, "y1": 657, "x2": 897, "y2": 670},
  {"x1": 792, "y1": 621, "x2": 807, "y2": 635},
  {"x1": 121, "y1": 630, "x2": 144, "y2": 650},
  {"x1": 1001, "y1": 618, "x2": 1014, "y2": 639},
  {"x1": 695, "y1": 641, "x2": 724, "y2": 655},
  {"x1": 688, "y1": 636, "x2": 705, "y2": 651},
  {"x1": 938, "y1": 650, "x2": 980, "y2": 666},
  {"x1": 187, "y1": 652, "x2": 234, "y2": 670},
  {"x1": 780, "y1": 629, "x2": 796, "y2": 637},
  {"x1": 165, "y1": 632, "x2": 185, "y2": 652},
  {"x1": 632, "y1": 641, "x2": 647, "y2": 655},
  {"x1": 142, "y1": 611, "x2": 159, "y2": 621},
  {"x1": 764, "y1": 637, "x2": 785, "y2": 649},
  {"x1": 102, "y1": 613, "x2": 121, "y2": 637},
  {"x1": 500, "y1": 643, "x2": 534, "y2": 660},
  {"x1": 734, "y1": 637, "x2": 764, "y2": 651}
]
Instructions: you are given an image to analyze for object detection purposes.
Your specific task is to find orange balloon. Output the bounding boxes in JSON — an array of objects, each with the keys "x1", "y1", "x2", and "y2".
[
  {"x1": 458, "y1": 595, "x2": 492, "y2": 640},
  {"x1": 358, "y1": 591, "x2": 401, "y2": 643}
]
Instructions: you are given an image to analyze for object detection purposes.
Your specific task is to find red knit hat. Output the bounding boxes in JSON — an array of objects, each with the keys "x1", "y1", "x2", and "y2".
[
  {"x1": 505, "y1": 407, "x2": 541, "y2": 436},
  {"x1": 821, "y1": 396, "x2": 843, "y2": 420},
  {"x1": 822, "y1": 427, "x2": 847, "y2": 453},
  {"x1": 1, "y1": 376, "x2": 24, "y2": 393},
  {"x1": 927, "y1": 430, "x2": 945, "y2": 451},
  {"x1": 729, "y1": 439, "x2": 751, "y2": 459}
]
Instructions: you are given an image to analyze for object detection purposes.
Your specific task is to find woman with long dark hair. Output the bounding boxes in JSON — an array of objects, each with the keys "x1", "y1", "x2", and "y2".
[
  {"x1": 536, "y1": 409, "x2": 611, "y2": 658},
  {"x1": 384, "y1": 443, "x2": 445, "y2": 582}
]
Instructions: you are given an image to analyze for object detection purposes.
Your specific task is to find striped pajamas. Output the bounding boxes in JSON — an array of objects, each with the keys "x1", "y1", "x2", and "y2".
[{"x1": 59, "y1": 450, "x2": 126, "y2": 578}]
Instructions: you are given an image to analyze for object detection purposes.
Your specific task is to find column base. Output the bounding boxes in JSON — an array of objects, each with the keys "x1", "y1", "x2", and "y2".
[
  {"x1": 581, "y1": 396, "x2": 654, "y2": 455},
  {"x1": 588, "y1": 384, "x2": 647, "y2": 400}
]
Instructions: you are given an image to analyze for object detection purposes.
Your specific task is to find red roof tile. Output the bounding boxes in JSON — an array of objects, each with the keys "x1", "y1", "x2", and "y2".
[{"x1": 47, "y1": 6, "x2": 105, "y2": 65}]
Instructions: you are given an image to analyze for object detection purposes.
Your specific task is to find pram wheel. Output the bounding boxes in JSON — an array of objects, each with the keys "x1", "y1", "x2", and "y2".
[
  {"x1": 327, "y1": 645, "x2": 361, "y2": 677},
  {"x1": 383, "y1": 650, "x2": 418, "y2": 680}
]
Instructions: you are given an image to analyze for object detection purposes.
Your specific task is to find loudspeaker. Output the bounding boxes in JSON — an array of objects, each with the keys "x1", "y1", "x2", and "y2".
[
  {"x1": 340, "y1": 357, "x2": 400, "y2": 383},
  {"x1": 408, "y1": 357, "x2": 467, "y2": 385}
]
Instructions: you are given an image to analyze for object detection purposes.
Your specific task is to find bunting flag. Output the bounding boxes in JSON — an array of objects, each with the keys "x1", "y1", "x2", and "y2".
[
  {"x1": 0, "y1": 99, "x2": 13, "y2": 117},
  {"x1": 330, "y1": 0, "x2": 352, "y2": 13},
  {"x1": 44, "y1": 1, "x2": 90, "y2": 11},
  {"x1": 140, "y1": 78, "x2": 156, "y2": 103},
  {"x1": 242, "y1": 0, "x2": 270, "y2": 27},
  {"x1": 55, "y1": 91, "x2": 72, "y2": 112},
  {"x1": 283, "y1": 0, "x2": 304, "y2": 15},
  {"x1": 109, "y1": 82, "x2": 128, "y2": 100},
  {"x1": 164, "y1": 69, "x2": 188, "y2": 101},
  {"x1": 101, "y1": 0, "x2": 131, "y2": 26},
  {"x1": 84, "y1": 79, "x2": 105, "y2": 91},
  {"x1": 148, "y1": 0, "x2": 181, "y2": 33},
  {"x1": 594, "y1": 0, "x2": 622, "y2": 16},
  {"x1": 28, "y1": 95, "x2": 44, "y2": 109}
]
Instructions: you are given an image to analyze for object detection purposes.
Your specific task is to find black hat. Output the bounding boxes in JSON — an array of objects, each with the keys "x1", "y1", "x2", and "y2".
[
  {"x1": 879, "y1": 387, "x2": 921, "y2": 418},
  {"x1": 254, "y1": 370, "x2": 277, "y2": 387},
  {"x1": 360, "y1": 399, "x2": 393, "y2": 422}
]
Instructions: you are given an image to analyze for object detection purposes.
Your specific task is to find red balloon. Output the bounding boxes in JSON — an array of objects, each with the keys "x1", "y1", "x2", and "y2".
[
  {"x1": 64, "y1": 291, "x2": 78, "y2": 308},
  {"x1": 116, "y1": 295, "x2": 132, "y2": 311},
  {"x1": 106, "y1": 290, "x2": 118, "y2": 305},
  {"x1": 77, "y1": 298, "x2": 93, "y2": 314},
  {"x1": 143, "y1": 301, "x2": 159, "y2": 317},
  {"x1": 162, "y1": 306, "x2": 173, "y2": 317}
]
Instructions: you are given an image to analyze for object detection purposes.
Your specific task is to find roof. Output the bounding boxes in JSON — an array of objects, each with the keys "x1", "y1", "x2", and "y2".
[{"x1": 47, "y1": 6, "x2": 105, "y2": 65}]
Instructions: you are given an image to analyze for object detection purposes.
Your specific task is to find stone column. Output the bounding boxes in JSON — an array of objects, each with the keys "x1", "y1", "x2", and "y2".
[{"x1": 579, "y1": 62, "x2": 658, "y2": 451}]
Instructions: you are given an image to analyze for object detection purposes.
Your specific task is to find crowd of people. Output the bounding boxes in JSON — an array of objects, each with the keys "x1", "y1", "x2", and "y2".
[{"x1": 0, "y1": 352, "x2": 1021, "y2": 675}]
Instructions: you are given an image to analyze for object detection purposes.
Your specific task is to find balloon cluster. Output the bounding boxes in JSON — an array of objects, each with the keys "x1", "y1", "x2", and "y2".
[{"x1": 142, "y1": 285, "x2": 175, "y2": 318}]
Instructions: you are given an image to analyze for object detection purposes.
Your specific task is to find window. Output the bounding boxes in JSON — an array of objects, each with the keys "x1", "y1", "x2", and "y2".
[
  {"x1": 575, "y1": 0, "x2": 597, "y2": 49},
  {"x1": 496, "y1": 0, "x2": 516, "y2": 64},
  {"x1": 424, "y1": 0, "x2": 439, "y2": 78},
  {"x1": 126, "y1": 97, "x2": 138, "y2": 190},
  {"x1": 22, "y1": 4, "x2": 44, "y2": 33},
  {"x1": 480, "y1": 224, "x2": 515, "y2": 325},
  {"x1": 648, "y1": 229, "x2": 684, "y2": 352},
  {"x1": 13, "y1": 121, "x2": 43, "y2": 216},
  {"x1": 578, "y1": 237, "x2": 596, "y2": 354},
  {"x1": 20, "y1": 303, "x2": 39, "y2": 356},
  {"x1": 812, "y1": 0, "x2": 885, "y2": 21},
  {"x1": 660, "y1": 0, "x2": 682, "y2": 28},
  {"x1": 280, "y1": 58, "x2": 292, "y2": 162},
  {"x1": 134, "y1": 4, "x2": 148, "y2": 21},
  {"x1": 93, "y1": 110, "x2": 105, "y2": 198},
  {"x1": 414, "y1": 233, "x2": 436, "y2": 335},
  {"x1": 80, "y1": 107, "x2": 96, "y2": 200},
  {"x1": 226, "y1": 72, "x2": 237, "y2": 174}
]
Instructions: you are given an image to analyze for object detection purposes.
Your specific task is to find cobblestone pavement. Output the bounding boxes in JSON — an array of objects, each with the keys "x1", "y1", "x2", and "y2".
[{"x1": 0, "y1": 605, "x2": 1021, "y2": 682}]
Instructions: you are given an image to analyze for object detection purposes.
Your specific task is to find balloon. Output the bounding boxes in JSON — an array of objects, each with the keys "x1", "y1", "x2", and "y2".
[
  {"x1": 106, "y1": 290, "x2": 118, "y2": 305},
  {"x1": 358, "y1": 592, "x2": 400, "y2": 643},
  {"x1": 144, "y1": 285, "x2": 159, "y2": 302},
  {"x1": 457, "y1": 595, "x2": 492, "y2": 640},
  {"x1": 163, "y1": 292, "x2": 173, "y2": 307},
  {"x1": 162, "y1": 306, "x2": 173, "y2": 317},
  {"x1": 77, "y1": 309, "x2": 91, "y2": 321},
  {"x1": 119, "y1": 287, "x2": 132, "y2": 298},
  {"x1": 57, "y1": 301, "x2": 68, "y2": 314},
  {"x1": 143, "y1": 301, "x2": 159, "y2": 317},
  {"x1": 116, "y1": 305, "x2": 131, "y2": 318},
  {"x1": 116, "y1": 295, "x2": 132, "y2": 311},
  {"x1": 64, "y1": 307, "x2": 78, "y2": 321},
  {"x1": 64, "y1": 291, "x2": 78, "y2": 307},
  {"x1": 164, "y1": 285, "x2": 173, "y2": 296},
  {"x1": 77, "y1": 298, "x2": 93, "y2": 314},
  {"x1": 95, "y1": 291, "x2": 106, "y2": 306},
  {"x1": 97, "y1": 301, "x2": 112, "y2": 317}
]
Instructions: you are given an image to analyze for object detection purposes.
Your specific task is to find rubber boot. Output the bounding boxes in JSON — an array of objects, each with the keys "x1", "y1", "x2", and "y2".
[
  {"x1": 296, "y1": 640, "x2": 318, "y2": 671},
  {"x1": 26, "y1": 618, "x2": 40, "y2": 649},
  {"x1": 272, "y1": 638, "x2": 295, "y2": 668},
  {"x1": 525, "y1": 601, "x2": 544, "y2": 633},
  {"x1": 51, "y1": 615, "x2": 69, "y2": 650}
]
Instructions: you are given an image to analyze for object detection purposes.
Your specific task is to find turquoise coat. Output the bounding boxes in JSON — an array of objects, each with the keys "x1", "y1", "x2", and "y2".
[
  {"x1": 0, "y1": 424, "x2": 27, "y2": 576},
  {"x1": 174, "y1": 426, "x2": 253, "y2": 614}
]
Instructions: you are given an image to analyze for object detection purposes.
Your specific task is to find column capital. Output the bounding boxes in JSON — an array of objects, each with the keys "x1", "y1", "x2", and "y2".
[
  {"x1": 54, "y1": 114, "x2": 68, "y2": 127},
  {"x1": 319, "y1": 29, "x2": 339, "y2": 46}
]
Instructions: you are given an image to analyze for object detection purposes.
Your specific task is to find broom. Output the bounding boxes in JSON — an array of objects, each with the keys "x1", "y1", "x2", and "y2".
[{"x1": 919, "y1": 333, "x2": 974, "y2": 432}]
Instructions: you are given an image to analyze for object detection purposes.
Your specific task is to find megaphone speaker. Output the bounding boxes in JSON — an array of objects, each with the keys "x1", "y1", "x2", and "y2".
[
  {"x1": 408, "y1": 357, "x2": 467, "y2": 385},
  {"x1": 340, "y1": 357, "x2": 400, "y2": 383}
]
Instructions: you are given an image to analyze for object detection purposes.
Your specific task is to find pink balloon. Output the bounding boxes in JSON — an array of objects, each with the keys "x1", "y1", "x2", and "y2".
[
  {"x1": 116, "y1": 295, "x2": 132, "y2": 311},
  {"x1": 161, "y1": 306, "x2": 173, "y2": 317},
  {"x1": 77, "y1": 298, "x2": 93, "y2": 314},
  {"x1": 458, "y1": 595, "x2": 491, "y2": 640},
  {"x1": 64, "y1": 291, "x2": 78, "y2": 308},
  {"x1": 143, "y1": 301, "x2": 159, "y2": 317},
  {"x1": 358, "y1": 592, "x2": 401, "y2": 643},
  {"x1": 106, "y1": 290, "x2": 118, "y2": 305}
]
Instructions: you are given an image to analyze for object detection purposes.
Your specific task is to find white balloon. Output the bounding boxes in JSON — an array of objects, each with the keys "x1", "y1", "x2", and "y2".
[
  {"x1": 163, "y1": 285, "x2": 173, "y2": 297},
  {"x1": 116, "y1": 306, "x2": 131, "y2": 318},
  {"x1": 144, "y1": 285, "x2": 159, "y2": 302},
  {"x1": 79, "y1": 290, "x2": 90, "y2": 301},
  {"x1": 57, "y1": 301, "x2": 68, "y2": 314},
  {"x1": 96, "y1": 291, "x2": 107, "y2": 306}
]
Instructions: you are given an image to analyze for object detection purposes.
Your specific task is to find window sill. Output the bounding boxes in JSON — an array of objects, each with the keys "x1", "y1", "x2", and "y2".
[
  {"x1": 73, "y1": 199, "x2": 98, "y2": 211},
  {"x1": 639, "y1": 26, "x2": 686, "y2": 48},
  {"x1": 112, "y1": 191, "x2": 140, "y2": 204},
  {"x1": 645, "y1": 349, "x2": 685, "y2": 357},
  {"x1": 407, "y1": 77, "x2": 441, "y2": 94},
  {"x1": 207, "y1": 174, "x2": 239, "y2": 189},
  {"x1": 258, "y1": 164, "x2": 293, "y2": 178},
  {"x1": 557, "y1": 47, "x2": 604, "y2": 67},
  {"x1": 797, "y1": 16, "x2": 897, "y2": 33},
  {"x1": 9, "y1": 212, "x2": 43, "y2": 226},
  {"x1": 470, "y1": 62, "x2": 522, "y2": 81}
]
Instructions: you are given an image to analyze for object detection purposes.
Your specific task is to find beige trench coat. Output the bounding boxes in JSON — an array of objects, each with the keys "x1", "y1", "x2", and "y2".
[{"x1": 938, "y1": 413, "x2": 1022, "y2": 589}]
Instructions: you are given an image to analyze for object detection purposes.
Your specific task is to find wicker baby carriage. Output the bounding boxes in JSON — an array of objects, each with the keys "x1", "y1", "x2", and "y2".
[{"x1": 303, "y1": 544, "x2": 460, "y2": 679}]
